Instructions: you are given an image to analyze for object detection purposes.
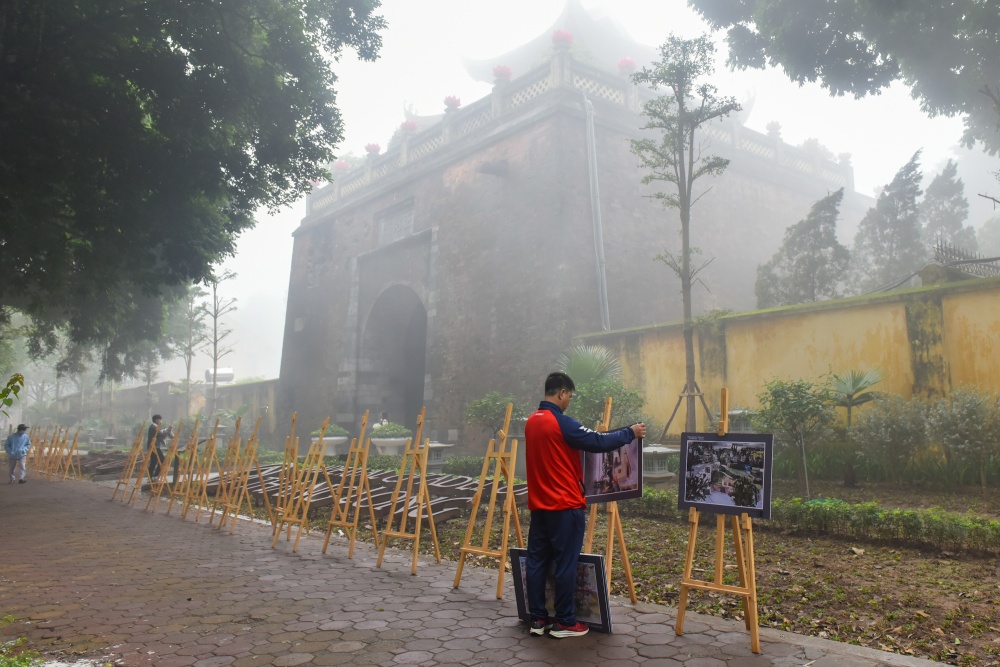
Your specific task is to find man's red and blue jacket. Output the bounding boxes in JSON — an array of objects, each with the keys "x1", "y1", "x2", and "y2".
[{"x1": 524, "y1": 400, "x2": 637, "y2": 511}]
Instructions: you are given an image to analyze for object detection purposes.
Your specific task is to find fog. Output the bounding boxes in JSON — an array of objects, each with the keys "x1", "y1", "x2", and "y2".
[{"x1": 154, "y1": 0, "x2": 1000, "y2": 386}]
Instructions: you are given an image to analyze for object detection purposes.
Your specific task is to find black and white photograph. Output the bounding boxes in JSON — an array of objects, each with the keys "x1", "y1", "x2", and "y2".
[
  {"x1": 678, "y1": 433, "x2": 774, "y2": 519},
  {"x1": 509, "y1": 548, "x2": 612, "y2": 634},
  {"x1": 584, "y1": 437, "x2": 642, "y2": 504}
]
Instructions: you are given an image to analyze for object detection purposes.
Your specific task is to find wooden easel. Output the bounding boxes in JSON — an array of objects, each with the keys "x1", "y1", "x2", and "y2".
[
  {"x1": 452, "y1": 402, "x2": 524, "y2": 598},
  {"x1": 217, "y1": 418, "x2": 262, "y2": 533},
  {"x1": 128, "y1": 424, "x2": 162, "y2": 507},
  {"x1": 165, "y1": 421, "x2": 201, "y2": 515},
  {"x1": 208, "y1": 418, "x2": 244, "y2": 526},
  {"x1": 145, "y1": 424, "x2": 184, "y2": 513},
  {"x1": 111, "y1": 426, "x2": 146, "y2": 502},
  {"x1": 583, "y1": 397, "x2": 637, "y2": 602},
  {"x1": 59, "y1": 427, "x2": 82, "y2": 480},
  {"x1": 182, "y1": 421, "x2": 220, "y2": 520},
  {"x1": 271, "y1": 418, "x2": 331, "y2": 553},
  {"x1": 376, "y1": 408, "x2": 441, "y2": 575},
  {"x1": 322, "y1": 410, "x2": 381, "y2": 558},
  {"x1": 676, "y1": 388, "x2": 762, "y2": 654},
  {"x1": 271, "y1": 413, "x2": 300, "y2": 534}
]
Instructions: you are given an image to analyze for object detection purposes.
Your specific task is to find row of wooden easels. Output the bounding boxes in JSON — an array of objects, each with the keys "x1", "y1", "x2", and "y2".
[
  {"x1": 20, "y1": 425, "x2": 83, "y2": 481},
  {"x1": 109, "y1": 416, "x2": 275, "y2": 537}
]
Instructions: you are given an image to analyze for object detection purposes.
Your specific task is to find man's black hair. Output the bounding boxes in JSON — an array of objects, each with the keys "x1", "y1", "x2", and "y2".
[
  {"x1": 152, "y1": 414, "x2": 162, "y2": 422},
  {"x1": 544, "y1": 372, "x2": 575, "y2": 396}
]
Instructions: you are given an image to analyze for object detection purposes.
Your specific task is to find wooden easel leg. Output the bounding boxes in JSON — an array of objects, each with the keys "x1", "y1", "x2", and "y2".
[
  {"x1": 604, "y1": 504, "x2": 616, "y2": 591},
  {"x1": 614, "y1": 506, "x2": 637, "y2": 604},
  {"x1": 743, "y1": 515, "x2": 761, "y2": 654},
  {"x1": 731, "y1": 515, "x2": 751, "y2": 630},
  {"x1": 584, "y1": 503, "x2": 599, "y2": 553},
  {"x1": 714, "y1": 514, "x2": 725, "y2": 585},
  {"x1": 676, "y1": 507, "x2": 700, "y2": 636}
]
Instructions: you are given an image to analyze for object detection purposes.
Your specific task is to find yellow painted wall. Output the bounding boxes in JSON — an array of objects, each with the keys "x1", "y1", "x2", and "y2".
[
  {"x1": 943, "y1": 290, "x2": 1000, "y2": 389},
  {"x1": 577, "y1": 278, "x2": 1000, "y2": 437}
]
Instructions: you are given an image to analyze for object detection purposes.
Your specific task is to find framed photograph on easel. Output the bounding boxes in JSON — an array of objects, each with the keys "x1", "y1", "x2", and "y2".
[
  {"x1": 509, "y1": 547, "x2": 612, "y2": 633},
  {"x1": 678, "y1": 433, "x2": 773, "y2": 519},
  {"x1": 583, "y1": 437, "x2": 643, "y2": 504}
]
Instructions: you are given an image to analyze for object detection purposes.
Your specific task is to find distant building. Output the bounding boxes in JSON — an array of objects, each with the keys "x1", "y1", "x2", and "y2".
[
  {"x1": 205, "y1": 368, "x2": 235, "y2": 385},
  {"x1": 279, "y1": 0, "x2": 871, "y2": 444}
]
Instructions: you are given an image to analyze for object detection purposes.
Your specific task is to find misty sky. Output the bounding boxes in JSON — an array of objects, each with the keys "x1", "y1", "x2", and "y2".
[{"x1": 154, "y1": 0, "x2": 1000, "y2": 386}]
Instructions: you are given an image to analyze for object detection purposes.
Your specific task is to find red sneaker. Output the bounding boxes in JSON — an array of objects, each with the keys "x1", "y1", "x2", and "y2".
[{"x1": 550, "y1": 621, "x2": 589, "y2": 638}]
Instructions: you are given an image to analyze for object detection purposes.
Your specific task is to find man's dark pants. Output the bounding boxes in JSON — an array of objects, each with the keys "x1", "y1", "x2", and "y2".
[{"x1": 526, "y1": 508, "x2": 585, "y2": 626}]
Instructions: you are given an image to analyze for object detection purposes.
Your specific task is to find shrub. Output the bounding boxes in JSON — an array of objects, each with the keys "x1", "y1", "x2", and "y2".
[
  {"x1": 465, "y1": 392, "x2": 525, "y2": 440},
  {"x1": 369, "y1": 421, "x2": 411, "y2": 438},
  {"x1": 310, "y1": 423, "x2": 349, "y2": 438},
  {"x1": 442, "y1": 456, "x2": 487, "y2": 477},
  {"x1": 849, "y1": 393, "x2": 927, "y2": 483},
  {"x1": 927, "y1": 387, "x2": 1000, "y2": 489},
  {"x1": 366, "y1": 454, "x2": 404, "y2": 472},
  {"x1": 568, "y1": 378, "x2": 645, "y2": 430}
]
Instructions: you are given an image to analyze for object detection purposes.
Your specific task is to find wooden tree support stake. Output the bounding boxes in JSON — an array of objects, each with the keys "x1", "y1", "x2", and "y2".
[
  {"x1": 453, "y1": 402, "x2": 524, "y2": 599},
  {"x1": 376, "y1": 408, "x2": 441, "y2": 575}
]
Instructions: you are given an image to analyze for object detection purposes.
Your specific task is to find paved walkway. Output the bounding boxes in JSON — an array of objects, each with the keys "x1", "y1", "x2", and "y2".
[{"x1": 0, "y1": 477, "x2": 938, "y2": 667}]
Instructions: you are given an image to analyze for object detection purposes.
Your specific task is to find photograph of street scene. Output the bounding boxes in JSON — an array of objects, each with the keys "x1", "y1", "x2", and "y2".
[
  {"x1": 583, "y1": 437, "x2": 642, "y2": 503},
  {"x1": 683, "y1": 440, "x2": 768, "y2": 514}
]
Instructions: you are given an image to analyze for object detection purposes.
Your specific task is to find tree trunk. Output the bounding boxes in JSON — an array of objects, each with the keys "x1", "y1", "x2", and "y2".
[{"x1": 799, "y1": 435, "x2": 811, "y2": 499}]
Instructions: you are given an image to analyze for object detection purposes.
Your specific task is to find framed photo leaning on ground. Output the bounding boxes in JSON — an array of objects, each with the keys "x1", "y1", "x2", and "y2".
[
  {"x1": 583, "y1": 437, "x2": 642, "y2": 504},
  {"x1": 678, "y1": 433, "x2": 773, "y2": 519},
  {"x1": 510, "y1": 547, "x2": 613, "y2": 633}
]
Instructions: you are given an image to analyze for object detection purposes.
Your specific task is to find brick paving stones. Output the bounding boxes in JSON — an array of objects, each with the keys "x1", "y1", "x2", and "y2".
[{"x1": 0, "y1": 478, "x2": 939, "y2": 666}]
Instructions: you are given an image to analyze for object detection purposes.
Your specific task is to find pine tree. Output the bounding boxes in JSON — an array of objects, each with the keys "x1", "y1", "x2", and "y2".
[
  {"x1": 849, "y1": 151, "x2": 926, "y2": 294},
  {"x1": 756, "y1": 189, "x2": 849, "y2": 308},
  {"x1": 920, "y1": 160, "x2": 976, "y2": 251}
]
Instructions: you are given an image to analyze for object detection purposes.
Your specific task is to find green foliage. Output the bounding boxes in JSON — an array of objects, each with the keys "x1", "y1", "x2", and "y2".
[
  {"x1": 978, "y1": 215, "x2": 1000, "y2": 255},
  {"x1": 770, "y1": 498, "x2": 1000, "y2": 554},
  {"x1": 369, "y1": 422, "x2": 411, "y2": 438},
  {"x1": 556, "y1": 345, "x2": 622, "y2": 385},
  {"x1": 754, "y1": 378, "x2": 835, "y2": 498},
  {"x1": 366, "y1": 454, "x2": 404, "y2": 472},
  {"x1": 920, "y1": 160, "x2": 975, "y2": 250},
  {"x1": 850, "y1": 394, "x2": 927, "y2": 483},
  {"x1": 927, "y1": 388, "x2": 1000, "y2": 489},
  {"x1": 691, "y1": 0, "x2": 1000, "y2": 154},
  {"x1": 464, "y1": 392, "x2": 525, "y2": 439},
  {"x1": 0, "y1": 373, "x2": 24, "y2": 418},
  {"x1": 755, "y1": 189, "x2": 850, "y2": 308},
  {"x1": 310, "y1": 423, "x2": 349, "y2": 438},
  {"x1": 849, "y1": 151, "x2": 926, "y2": 294},
  {"x1": 0, "y1": 637, "x2": 41, "y2": 667},
  {"x1": 685, "y1": 473, "x2": 711, "y2": 501},
  {"x1": 830, "y1": 368, "x2": 884, "y2": 427},
  {"x1": 566, "y1": 378, "x2": 645, "y2": 430},
  {"x1": 442, "y1": 456, "x2": 487, "y2": 477},
  {"x1": 0, "y1": 1, "x2": 386, "y2": 372}
]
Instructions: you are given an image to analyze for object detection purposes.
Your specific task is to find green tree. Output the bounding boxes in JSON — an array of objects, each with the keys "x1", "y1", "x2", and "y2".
[
  {"x1": 556, "y1": 345, "x2": 622, "y2": 385},
  {"x1": 756, "y1": 189, "x2": 850, "y2": 308},
  {"x1": 979, "y1": 215, "x2": 1000, "y2": 256},
  {"x1": 205, "y1": 272, "x2": 237, "y2": 416},
  {"x1": 465, "y1": 392, "x2": 525, "y2": 441},
  {"x1": 630, "y1": 34, "x2": 741, "y2": 431},
  {"x1": 168, "y1": 284, "x2": 210, "y2": 417},
  {"x1": 849, "y1": 152, "x2": 926, "y2": 294},
  {"x1": 829, "y1": 369, "x2": 884, "y2": 429},
  {"x1": 567, "y1": 378, "x2": 645, "y2": 431},
  {"x1": 753, "y1": 378, "x2": 835, "y2": 499},
  {"x1": 0, "y1": 1, "x2": 386, "y2": 369},
  {"x1": 920, "y1": 160, "x2": 976, "y2": 250},
  {"x1": 730, "y1": 474, "x2": 759, "y2": 508},
  {"x1": 691, "y1": 0, "x2": 1000, "y2": 154}
]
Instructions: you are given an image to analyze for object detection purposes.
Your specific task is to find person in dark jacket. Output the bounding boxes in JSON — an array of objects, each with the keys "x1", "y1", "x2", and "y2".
[
  {"x1": 524, "y1": 372, "x2": 646, "y2": 638},
  {"x1": 146, "y1": 415, "x2": 170, "y2": 480}
]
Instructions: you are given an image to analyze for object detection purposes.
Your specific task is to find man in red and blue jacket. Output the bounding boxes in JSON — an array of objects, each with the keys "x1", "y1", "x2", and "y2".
[{"x1": 525, "y1": 372, "x2": 646, "y2": 638}]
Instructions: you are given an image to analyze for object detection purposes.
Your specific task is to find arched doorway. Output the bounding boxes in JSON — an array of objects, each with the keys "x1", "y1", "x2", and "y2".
[{"x1": 359, "y1": 285, "x2": 428, "y2": 431}]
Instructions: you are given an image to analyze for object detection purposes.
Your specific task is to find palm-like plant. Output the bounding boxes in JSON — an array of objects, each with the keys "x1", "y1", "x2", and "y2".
[
  {"x1": 830, "y1": 369, "x2": 884, "y2": 427},
  {"x1": 556, "y1": 345, "x2": 622, "y2": 385}
]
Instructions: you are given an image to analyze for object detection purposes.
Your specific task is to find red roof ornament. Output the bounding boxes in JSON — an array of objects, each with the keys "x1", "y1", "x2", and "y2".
[
  {"x1": 364, "y1": 143, "x2": 380, "y2": 155},
  {"x1": 552, "y1": 29, "x2": 573, "y2": 47},
  {"x1": 443, "y1": 95, "x2": 461, "y2": 109}
]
